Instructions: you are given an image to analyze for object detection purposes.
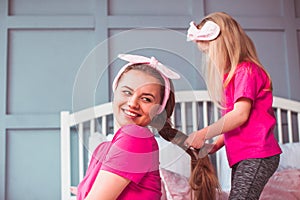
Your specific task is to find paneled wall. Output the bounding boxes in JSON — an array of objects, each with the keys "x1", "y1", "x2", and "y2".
[{"x1": 0, "y1": 0, "x2": 299, "y2": 199}]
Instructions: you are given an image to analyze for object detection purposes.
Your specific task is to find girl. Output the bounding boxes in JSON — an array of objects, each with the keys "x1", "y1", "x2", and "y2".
[{"x1": 185, "y1": 12, "x2": 282, "y2": 200}]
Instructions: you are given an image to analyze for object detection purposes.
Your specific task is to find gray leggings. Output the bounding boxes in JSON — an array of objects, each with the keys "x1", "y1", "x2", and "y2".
[{"x1": 229, "y1": 155, "x2": 280, "y2": 200}]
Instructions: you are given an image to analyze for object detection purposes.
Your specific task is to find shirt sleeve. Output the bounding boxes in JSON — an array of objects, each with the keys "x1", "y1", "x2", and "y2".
[
  {"x1": 100, "y1": 125, "x2": 159, "y2": 184},
  {"x1": 233, "y1": 63, "x2": 258, "y2": 103}
]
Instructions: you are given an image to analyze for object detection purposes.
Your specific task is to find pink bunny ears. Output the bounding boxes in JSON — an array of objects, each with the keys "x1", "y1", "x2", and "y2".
[
  {"x1": 187, "y1": 21, "x2": 220, "y2": 41},
  {"x1": 113, "y1": 54, "x2": 180, "y2": 114}
]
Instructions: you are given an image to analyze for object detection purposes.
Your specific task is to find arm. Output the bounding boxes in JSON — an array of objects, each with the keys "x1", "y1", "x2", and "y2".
[
  {"x1": 85, "y1": 170, "x2": 130, "y2": 200},
  {"x1": 185, "y1": 97, "x2": 252, "y2": 149},
  {"x1": 70, "y1": 186, "x2": 78, "y2": 195},
  {"x1": 209, "y1": 135, "x2": 224, "y2": 154}
]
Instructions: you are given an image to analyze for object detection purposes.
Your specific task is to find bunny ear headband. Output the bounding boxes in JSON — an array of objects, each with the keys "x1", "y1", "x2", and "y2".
[
  {"x1": 113, "y1": 54, "x2": 180, "y2": 114},
  {"x1": 187, "y1": 21, "x2": 220, "y2": 41}
]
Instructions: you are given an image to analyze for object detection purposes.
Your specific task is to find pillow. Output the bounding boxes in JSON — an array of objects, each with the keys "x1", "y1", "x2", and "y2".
[
  {"x1": 278, "y1": 142, "x2": 300, "y2": 170},
  {"x1": 260, "y1": 169, "x2": 300, "y2": 200},
  {"x1": 160, "y1": 168, "x2": 229, "y2": 200},
  {"x1": 160, "y1": 168, "x2": 191, "y2": 200}
]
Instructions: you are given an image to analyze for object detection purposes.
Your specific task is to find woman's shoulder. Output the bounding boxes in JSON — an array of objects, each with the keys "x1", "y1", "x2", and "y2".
[{"x1": 114, "y1": 124, "x2": 158, "y2": 152}]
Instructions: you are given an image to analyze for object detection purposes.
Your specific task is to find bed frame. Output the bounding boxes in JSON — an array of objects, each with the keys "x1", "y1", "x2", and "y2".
[{"x1": 60, "y1": 90, "x2": 300, "y2": 200}]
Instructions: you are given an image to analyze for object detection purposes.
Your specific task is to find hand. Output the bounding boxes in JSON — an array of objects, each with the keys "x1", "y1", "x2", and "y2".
[
  {"x1": 208, "y1": 135, "x2": 225, "y2": 154},
  {"x1": 70, "y1": 186, "x2": 78, "y2": 195},
  {"x1": 184, "y1": 127, "x2": 207, "y2": 149},
  {"x1": 198, "y1": 143, "x2": 215, "y2": 158}
]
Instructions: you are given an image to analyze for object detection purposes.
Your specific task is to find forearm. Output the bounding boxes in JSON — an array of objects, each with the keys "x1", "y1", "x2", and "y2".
[
  {"x1": 209, "y1": 135, "x2": 224, "y2": 154},
  {"x1": 184, "y1": 98, "x2": 251, "y2": 149},
  {"x1": 205, "y1": 111, "x2": 247, "y2": 139}
]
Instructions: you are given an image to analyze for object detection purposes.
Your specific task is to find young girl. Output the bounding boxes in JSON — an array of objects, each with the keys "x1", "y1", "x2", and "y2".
[
  {"x1": 74, "y1": 54, "x2": 180, "y2": 200},
  {"x1": 185, "y1": 12, "x2": 282, "y2": 200}
]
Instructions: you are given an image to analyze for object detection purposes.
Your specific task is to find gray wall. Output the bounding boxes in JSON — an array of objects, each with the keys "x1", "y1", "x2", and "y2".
[{"x1": 0, "y1": 0, "x2": 299, "y2": 199}]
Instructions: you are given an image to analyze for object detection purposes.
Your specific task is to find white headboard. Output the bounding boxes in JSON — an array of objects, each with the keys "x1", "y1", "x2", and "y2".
[{"x1": 60, "y1": 90, "x2": 300, "y2": 200}]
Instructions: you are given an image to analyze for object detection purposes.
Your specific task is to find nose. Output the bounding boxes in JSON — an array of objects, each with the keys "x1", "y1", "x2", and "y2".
[{"x1": 127, "y1": 96, "x2": 139, "y2": 109}]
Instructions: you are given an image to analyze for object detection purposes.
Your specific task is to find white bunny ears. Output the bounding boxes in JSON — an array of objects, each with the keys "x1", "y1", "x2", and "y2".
[
  {"x1": 187, "y1": 21, "x2": 220, "y2": 41},
  {"x1": 112, "y1": 54, "x2": 180, "y2": 114}
]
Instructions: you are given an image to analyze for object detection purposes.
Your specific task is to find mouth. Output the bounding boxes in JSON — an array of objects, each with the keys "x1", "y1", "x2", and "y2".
[{"x1": 122, "y1": 108, "x2": 141, "y2": 118}]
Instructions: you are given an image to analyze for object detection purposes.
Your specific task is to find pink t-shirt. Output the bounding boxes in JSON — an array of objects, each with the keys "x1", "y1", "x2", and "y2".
[
  {"x1": 223, "y1": 61, "x2": 282, "y2": 167},
  {"x1": 76, "y1": 124, "x2": 161, "y2": 200}
]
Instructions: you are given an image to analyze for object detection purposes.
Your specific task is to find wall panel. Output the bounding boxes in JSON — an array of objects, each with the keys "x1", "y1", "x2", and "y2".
[
  {"x1": 247, "y1": 30, "x2": 288, "y2": 97},
  {"x1": 9, "y1": 0, "x2": 95, "y2": 15},
  {"x1": 204, "y1": 0, "x2": 283, "y2": 17},
  {"x1": 108, "y1": 0, "x2": 191, "y2": 16},
  {"x1": 6, "y1": 129, "x2": 60, "y2": 200},
  {"x1": 296, "y1": 0, "x2": 300, "y2": 17},
  {"x1": 7, "y1": 29, "x2": 94, "y2": 114},
  {"x1": 108, "y1": 28, "x2": 205, "y2": 92}
]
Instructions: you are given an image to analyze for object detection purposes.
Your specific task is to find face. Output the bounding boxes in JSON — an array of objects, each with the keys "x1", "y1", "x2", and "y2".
[
  {"x1": 197, "y1": 41, "x2": 209, "y2": 53},
  {"x1": 113, "y1": 69, "x2": 162, "y2": 128}
]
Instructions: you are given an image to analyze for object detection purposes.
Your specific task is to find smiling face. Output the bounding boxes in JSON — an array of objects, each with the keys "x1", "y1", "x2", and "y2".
[{"x1": 113, "y1": 69, "x2": 163, "y2": 128}]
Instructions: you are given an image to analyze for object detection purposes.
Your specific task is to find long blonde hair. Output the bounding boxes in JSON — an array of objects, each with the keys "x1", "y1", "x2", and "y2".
[{"x1": 197, "y1": 12, "x2": 272, "y2": 107}]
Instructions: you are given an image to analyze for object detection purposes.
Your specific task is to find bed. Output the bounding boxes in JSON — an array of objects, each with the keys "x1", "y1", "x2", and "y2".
[{"x1": 60, "y1": 90, "x2": 300, "y2": 200}]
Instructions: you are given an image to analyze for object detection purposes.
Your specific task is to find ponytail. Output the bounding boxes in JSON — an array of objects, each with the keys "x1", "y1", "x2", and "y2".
[
  {"x1": 158, "y1": 124, "x2": 220, "y2": 200},
  {"x1": 152, "y1": 81, "x2": 220, "y2": 199}
]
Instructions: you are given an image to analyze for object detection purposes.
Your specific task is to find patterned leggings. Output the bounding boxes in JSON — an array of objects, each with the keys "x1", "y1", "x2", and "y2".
[{"x1": 228, "y1": 155, "x2": 280, "y2": 200}]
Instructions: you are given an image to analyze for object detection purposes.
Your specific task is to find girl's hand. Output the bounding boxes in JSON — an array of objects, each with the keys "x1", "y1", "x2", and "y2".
[
  {"x1": 208, "y1": 135, "x2": 225, "y2": 154},
  {"x1": 70, "y1": 186, "x2": 78, "y2": 195},
  {"x1": 198, "y1": 143, "x2": 215, "y2": 158},
  {"x1": 184, "y1": 127, "x2": 208, "y2": 149}
]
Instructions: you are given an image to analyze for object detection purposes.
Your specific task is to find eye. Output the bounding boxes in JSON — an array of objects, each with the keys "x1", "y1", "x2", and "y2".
[
  {"x1": 141, "y1": 97, "x2": 152, "y2": 102},
  {"x1": 122, "y1": 90, "x2": 132, "y2": 96},
  {"x1": 141, "y1": 95, "x2": 155, "y2": 103}
]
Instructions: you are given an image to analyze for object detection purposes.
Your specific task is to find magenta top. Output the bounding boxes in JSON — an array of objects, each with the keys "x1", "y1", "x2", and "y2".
[
  {"x1": 223, "y1": 61, "x2": 282, "y2": 167},
  {"x1": 76, "y1": 124, "x2": 161, "y2": 200}
]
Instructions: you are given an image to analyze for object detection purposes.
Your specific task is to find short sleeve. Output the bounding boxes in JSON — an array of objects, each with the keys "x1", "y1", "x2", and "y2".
[
  {"x1": 101, "y1": 125, "x2": 159, "y2": 183},
  {"x1": 233, "y1": 63, "x2": 258, "y2": 103}
]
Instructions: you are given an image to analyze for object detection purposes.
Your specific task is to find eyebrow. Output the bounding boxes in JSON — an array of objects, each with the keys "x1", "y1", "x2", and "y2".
[{"x1": 121, "y1": 86, "x2": 157, "y2": 99}]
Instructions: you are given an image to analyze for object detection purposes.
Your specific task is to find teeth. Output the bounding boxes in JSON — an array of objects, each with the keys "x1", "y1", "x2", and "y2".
[{"x1": 124, "y1": 110, "x2": 137, "y2": 117}]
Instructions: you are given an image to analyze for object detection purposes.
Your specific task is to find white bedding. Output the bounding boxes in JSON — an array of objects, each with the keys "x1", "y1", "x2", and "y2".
[{"x1": 278, "y1": 142, "x2": 300, "y2": 170}]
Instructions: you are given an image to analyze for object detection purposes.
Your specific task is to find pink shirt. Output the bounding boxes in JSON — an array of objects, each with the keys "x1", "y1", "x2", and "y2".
[
  {"x1": 223, "y1": 61, "x2": 282, "y2": 167},
  {"x1": 76, "y1": 124, "x2": 161, "y2": 200}
]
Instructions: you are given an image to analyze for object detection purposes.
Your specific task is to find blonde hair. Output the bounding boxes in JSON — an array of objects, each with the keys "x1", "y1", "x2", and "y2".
[{"x1": 197, "y1": 12, "x2": 272, "y2": 107}]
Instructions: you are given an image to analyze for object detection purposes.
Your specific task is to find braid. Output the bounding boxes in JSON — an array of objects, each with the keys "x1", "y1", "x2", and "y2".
[
  {"x1": 152, "y1": 80, "x2": 220, "y2": 199},
  {"x1": 158, "y1": 123, "x2": 220, "y2": 200},
  {"x1": 190, "y1": 156, "x2": 220, "y2": 200}
]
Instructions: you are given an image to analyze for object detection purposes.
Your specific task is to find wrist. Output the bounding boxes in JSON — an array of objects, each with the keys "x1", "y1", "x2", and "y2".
[{"x1": 203, "y1": 126, "x2": 209, "y2": 140}]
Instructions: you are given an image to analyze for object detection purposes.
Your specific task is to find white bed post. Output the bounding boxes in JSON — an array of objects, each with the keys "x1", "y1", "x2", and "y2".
[
  {"x1": 298, "y1": 113, "x2": 300, "y2": 142},
  {"x1": 61, "y1": 111, "x2": 71, "y2": 200}
]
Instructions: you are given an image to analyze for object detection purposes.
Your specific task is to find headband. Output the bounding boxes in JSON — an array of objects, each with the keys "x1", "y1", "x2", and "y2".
[
  {"x1": 113, "y1": 54, "x2": 180, "y2": 114},
  {"x1": 187, "y1": 21, "x2": 220, "y2": 41}
]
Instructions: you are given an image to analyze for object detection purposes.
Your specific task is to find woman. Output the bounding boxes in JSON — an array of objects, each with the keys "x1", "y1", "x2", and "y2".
[{"x1": 74, "y1": 54, "x2": 180, "y2": 200}]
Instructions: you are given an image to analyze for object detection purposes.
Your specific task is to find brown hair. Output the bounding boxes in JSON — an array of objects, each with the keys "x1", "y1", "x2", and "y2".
[{"x1": 155, "y1": 84, "x2": 220, "y2": 200}]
